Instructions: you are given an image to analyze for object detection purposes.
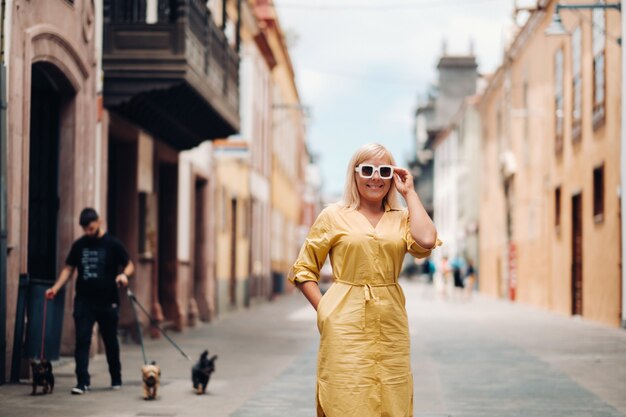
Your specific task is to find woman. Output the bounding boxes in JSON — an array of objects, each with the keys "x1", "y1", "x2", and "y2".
[
  {"x1": 464, "y1": 258, "x2": 476, "y2": 300},
  {"x1": 289, "y1": 143, "x2": 440, "y2": 417}
]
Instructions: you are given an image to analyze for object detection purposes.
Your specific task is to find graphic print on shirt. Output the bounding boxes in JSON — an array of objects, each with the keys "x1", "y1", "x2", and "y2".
[{"x1": 80, "y1": 247, "x2": 106, "y2": 281}]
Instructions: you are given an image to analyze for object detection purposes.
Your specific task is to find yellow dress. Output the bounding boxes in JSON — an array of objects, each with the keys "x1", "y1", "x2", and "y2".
[{"x1": 289, "y1": 203, "x2": 439, "y2": 417}]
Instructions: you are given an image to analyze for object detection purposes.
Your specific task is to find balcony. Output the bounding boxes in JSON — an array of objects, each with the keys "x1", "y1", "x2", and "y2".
[{"x1": 103, "y1": 0, "x2": 240, "y2": 150}]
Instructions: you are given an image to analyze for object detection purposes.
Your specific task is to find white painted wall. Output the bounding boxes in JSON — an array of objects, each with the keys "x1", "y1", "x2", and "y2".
[{"x1": 179, "y1": 141, "x2": 214, "y2": 261}]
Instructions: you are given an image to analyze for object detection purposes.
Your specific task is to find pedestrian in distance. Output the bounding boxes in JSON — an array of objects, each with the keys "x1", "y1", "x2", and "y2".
[
  {"x1": 451, "y1": 254, "x2": 466, "y2": 302},
  {"x1": 464, "y1": 258, "x2": 477, "y2": 301},
  {"x1": 290, "y1": 143, "x2": 440, "y2": 417},
  {"x1": 45, "y1": 208, "x2": 134, "y2": 395},
  {"x1": 425, "y1": 257, "x2": 436, "y2": 284},
  {"x1": 439, "y1": 255, "x2": 452, "y2": 300}
]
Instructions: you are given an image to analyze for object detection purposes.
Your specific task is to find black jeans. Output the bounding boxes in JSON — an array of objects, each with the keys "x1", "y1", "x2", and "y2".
[{"x1": 73, "y1": 298, "x2": 121, "y2": 387}]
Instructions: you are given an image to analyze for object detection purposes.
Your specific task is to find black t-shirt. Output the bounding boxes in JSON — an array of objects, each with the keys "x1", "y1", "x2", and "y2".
[{"x1": 66, "y1": 233, "x2": 130, "y2": 305}]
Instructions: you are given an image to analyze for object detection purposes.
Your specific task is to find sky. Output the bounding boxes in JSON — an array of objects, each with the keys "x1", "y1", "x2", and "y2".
[{"x1": 272, "y1": 0, "x2": 524, "y2": 197}]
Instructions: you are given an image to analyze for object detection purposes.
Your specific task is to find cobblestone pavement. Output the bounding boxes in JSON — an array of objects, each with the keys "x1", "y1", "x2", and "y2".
[{"x1": 1, "y1": 280, "x2": 625, "y2": 417}]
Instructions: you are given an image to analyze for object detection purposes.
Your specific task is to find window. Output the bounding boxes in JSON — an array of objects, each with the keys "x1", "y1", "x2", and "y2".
[
  {"x1": 592, "y1": 6, "x2": 606, "y2": 129},
  {"x1": 593, "y1": 165, "x2": 604, "y2": 221},
  {"x1": 571, "y1": 26, "x2": 582, "y2": 141},
  {"x1": 554, "y1": 48, "x2": 564, "y2": 154},
  {"x1": 239, "y1": 199, "x2": 250, "y2": 238},
  {"x1": 555, "y1": 186, "x2": 561, "y2": 230},
  {"x1": 221, "y1": 187, "x2": 229, "y2": 233}
]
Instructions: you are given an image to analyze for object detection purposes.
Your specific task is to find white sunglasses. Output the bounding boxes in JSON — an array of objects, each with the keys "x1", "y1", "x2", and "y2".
[{"x1": 354, "y1": 164, "x2": 394, "y2": 179}]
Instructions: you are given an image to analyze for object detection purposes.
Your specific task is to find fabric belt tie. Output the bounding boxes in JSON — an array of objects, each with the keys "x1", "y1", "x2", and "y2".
[{"x1": 334, "y1": 280, "x2": 398, "y2": 329}]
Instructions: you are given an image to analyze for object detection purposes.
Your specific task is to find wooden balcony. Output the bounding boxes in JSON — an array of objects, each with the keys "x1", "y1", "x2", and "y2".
[{"x1": 103, "y1": 0, "x2": 240, "y2": 150}]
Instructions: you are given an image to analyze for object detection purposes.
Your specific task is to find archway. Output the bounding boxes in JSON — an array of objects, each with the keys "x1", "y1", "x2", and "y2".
[{"x1": 27, "y1": 62, "x2": 76, "y2": 282}]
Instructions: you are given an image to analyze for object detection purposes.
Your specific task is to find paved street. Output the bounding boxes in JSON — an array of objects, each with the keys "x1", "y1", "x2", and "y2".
[{"x1": 1, "y1": 280, "x2": 625, "y2": 417}]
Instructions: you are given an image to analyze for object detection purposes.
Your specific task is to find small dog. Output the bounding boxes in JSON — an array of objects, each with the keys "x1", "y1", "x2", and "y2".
[
  {"x1": 141, "y1": 361, "x2": 161, "y2": 400},
  {"x1": 30, "y1": 359, "x2": 54, "y2": 395},
  {"x1": 191, "y1": 350, "x2": 218, "y2": 394}
]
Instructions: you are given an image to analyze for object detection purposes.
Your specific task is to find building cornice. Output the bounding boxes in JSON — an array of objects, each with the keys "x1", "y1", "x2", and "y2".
[{"x1": 479, "y1": 0, "x2": 551, "y2": 107}]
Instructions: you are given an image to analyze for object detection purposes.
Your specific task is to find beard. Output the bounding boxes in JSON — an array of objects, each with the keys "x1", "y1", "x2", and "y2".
[{"x1": 86, "y1": 228, "x2": 101, "y2": 240}]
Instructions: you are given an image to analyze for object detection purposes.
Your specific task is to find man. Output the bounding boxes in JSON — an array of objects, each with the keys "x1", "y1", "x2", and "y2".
[{"x1": 46, "y1": 208, "x2": 134, "y2": 395}]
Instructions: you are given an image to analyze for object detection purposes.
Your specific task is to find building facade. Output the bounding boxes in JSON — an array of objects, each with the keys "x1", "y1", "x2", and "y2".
[
  {"x1": 412, "y1": 53, "x2": 478, "y2": 221},
  {"x1": 179, "y1": 141, "x2": 219, "y2": 325},
  {"x1": 432, "y1": 96, "x2": 482, "y2": 275},
  {"x1": 253, "y1": 0, "x2": 307, "y2": 295},
  {"x1": 3, "y1": 0, "x2": 101, "y2": 379},
  {"x1": 479, "y1": 0, "x2": 622, "y2": 327},
  {"x1": 213, "y1": 140, "x2": 252, "y2": 313},
  {"x1": 235, "y1": 0, "x2": 274, "y2": 305},
  {"x1": 0, "y1": 0, "x2": 312, "y2": 383}
]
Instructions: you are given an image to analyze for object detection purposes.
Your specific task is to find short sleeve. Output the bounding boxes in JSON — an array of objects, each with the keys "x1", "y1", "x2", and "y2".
[
  {"x1": 65, "y1": 241, "x2": 81, "y2": 267},
  {"x1": 288, "y1": 209, "x2": 333, "y2": 284},
  {"x1": 402, "y1": 209, "x2": 442, "y2": 259},
  {"x1": 115, "y1": 239, "x2": 130, "y2": 267}
]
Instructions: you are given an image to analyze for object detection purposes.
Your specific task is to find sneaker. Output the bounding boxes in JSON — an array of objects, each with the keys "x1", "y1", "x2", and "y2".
[
  {"x1": 71, "y1": 385, "x2": 89, "y2": 395},
  {"x1": 111, "y1": 383, "x2": 122, "y2": 390}
]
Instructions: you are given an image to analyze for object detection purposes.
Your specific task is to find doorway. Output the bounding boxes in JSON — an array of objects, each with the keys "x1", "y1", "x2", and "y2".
[
  {"x1": 193, "y1": 178, "x2": 210, "y2": 321},
  {"x1": 157, "y1": 162, "x2": 179, "y2": 327},
  {"x1": 230, "y1": 197, "x2": 237, "y2": 306},
  {"x1": 27, "y1": 63, "x2": 69, "y2": 282},
  {"x1": 571, "y1": 193, "x2": 583, "y2": 316},
  {"x1": 107, "y1": 138, "x2": 137, "y2": 247}
]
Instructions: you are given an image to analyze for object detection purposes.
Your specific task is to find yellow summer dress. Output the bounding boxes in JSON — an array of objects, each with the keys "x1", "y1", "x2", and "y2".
[{"x1": 289, "y1": 203, "x2": 438, "y2": 417}]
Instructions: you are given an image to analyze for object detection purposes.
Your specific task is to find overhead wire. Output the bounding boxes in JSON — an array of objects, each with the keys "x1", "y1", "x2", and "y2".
[{"x1": 272, "y1": 0, "x2": 506, "y2": 12}]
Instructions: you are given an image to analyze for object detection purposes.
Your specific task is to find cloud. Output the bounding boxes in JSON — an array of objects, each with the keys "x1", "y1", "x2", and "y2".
[
  {"x1": 278, "y1": 1, "x2": 513, "y2": 78},
  {"x1": 272, "y1": 0, "x2": 516, "y2": 194},
  {"x1": 379, "y1": 95, "x2": 416, "y2": 133},
  {"x1": 297, "y1": 68, "x2": 360, "y2": 107}
]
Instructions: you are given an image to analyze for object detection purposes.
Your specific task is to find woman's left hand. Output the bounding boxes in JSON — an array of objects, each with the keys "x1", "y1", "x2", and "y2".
[{"x1": 393, "y1": 167, "x2": 415, "y2": 197}]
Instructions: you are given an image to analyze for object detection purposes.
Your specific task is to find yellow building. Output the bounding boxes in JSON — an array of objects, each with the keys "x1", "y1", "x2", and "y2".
[
  {"x1": 479, "y1": 0, "x2": 622, "y2": 327},
  {"x1": 213, "y1": 141, "x2": 252, "y2": 313},
  {"x1": 253, "y1": 0, "x2": 307, "y2": 294},
  {"x1": 210, "y1": 0, "x2": 308, "y2": 314}
]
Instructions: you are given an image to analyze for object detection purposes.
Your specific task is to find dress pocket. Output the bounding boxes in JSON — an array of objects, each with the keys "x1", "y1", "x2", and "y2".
[{"x1": 316, "y1": 284, "x2": 334, "y2": 332}]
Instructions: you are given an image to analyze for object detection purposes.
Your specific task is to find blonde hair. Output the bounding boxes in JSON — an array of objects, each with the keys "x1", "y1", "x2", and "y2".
[{"x1": 341, "y1": 143, "x2": 402, "y2": 210}]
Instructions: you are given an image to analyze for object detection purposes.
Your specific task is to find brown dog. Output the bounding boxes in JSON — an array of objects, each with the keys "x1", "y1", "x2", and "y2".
[{"x1": 141, "y1": 361, "x2": 161, "y2": 400}]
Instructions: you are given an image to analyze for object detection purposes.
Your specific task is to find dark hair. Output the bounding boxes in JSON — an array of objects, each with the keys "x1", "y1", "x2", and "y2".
[{"x1": 79, "y1": 208, "x2": 99, "y2": 227}]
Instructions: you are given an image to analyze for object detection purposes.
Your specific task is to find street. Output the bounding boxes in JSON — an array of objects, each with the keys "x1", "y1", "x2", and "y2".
[{"x1": 1, "y1": 280, "x2": 625, "y2": 417}]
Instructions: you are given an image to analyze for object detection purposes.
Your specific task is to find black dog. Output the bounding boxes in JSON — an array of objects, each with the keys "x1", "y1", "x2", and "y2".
[
  {"x1": 191, "y1": 350, "x2": 217, "y2": 394},
  {"x1": 30, "y1": 359, "x2": 54, "y2": 395}
]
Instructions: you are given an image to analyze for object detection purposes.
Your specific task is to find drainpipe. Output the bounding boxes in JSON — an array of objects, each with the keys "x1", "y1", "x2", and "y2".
[
  {"x1": 0, "y1": 0, "x2": 8, "y2": 384},
  {"x1": 221, "y1": 0, "x2": 227, "y2": 31},
  {"x1": 235, "y1": 0, "x2": 241, "y2": 53},
  {"x1": 620, "y1": 4, "x2": 626, "y2": 328}
]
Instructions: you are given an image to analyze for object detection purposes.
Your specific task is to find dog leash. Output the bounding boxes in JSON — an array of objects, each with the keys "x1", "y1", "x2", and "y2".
[
  {"x1": 126, "y1": 289, "x2": 148, "y2": 365},
  {"x1": 126, "y1": 289, "x2": 192, "y2": 361},
  {"x1": 40, "y1": 297, "x2": 48, "y2": 361}
]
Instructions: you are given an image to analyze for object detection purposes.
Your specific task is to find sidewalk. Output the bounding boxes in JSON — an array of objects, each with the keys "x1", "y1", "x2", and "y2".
[
  {"x1": 0, "y1": 292, "x2": 319, "y2": 417},
  {"x1": 1, "y1": 280, "x2": 625, "y2": 417}
]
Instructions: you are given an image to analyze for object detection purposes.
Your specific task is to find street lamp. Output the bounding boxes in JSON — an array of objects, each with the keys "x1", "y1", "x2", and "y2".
[
  {"x1": 545, "y1": 3, "x2": 622, "y2": 44},
  {"x1": 545, "y1": 9, "x2": 568, "y2": 36}
]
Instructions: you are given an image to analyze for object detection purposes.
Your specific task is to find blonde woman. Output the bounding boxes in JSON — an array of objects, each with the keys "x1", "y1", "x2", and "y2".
[{"x1": 289, "y1": 143, "x2": 440, "y2": 417}]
